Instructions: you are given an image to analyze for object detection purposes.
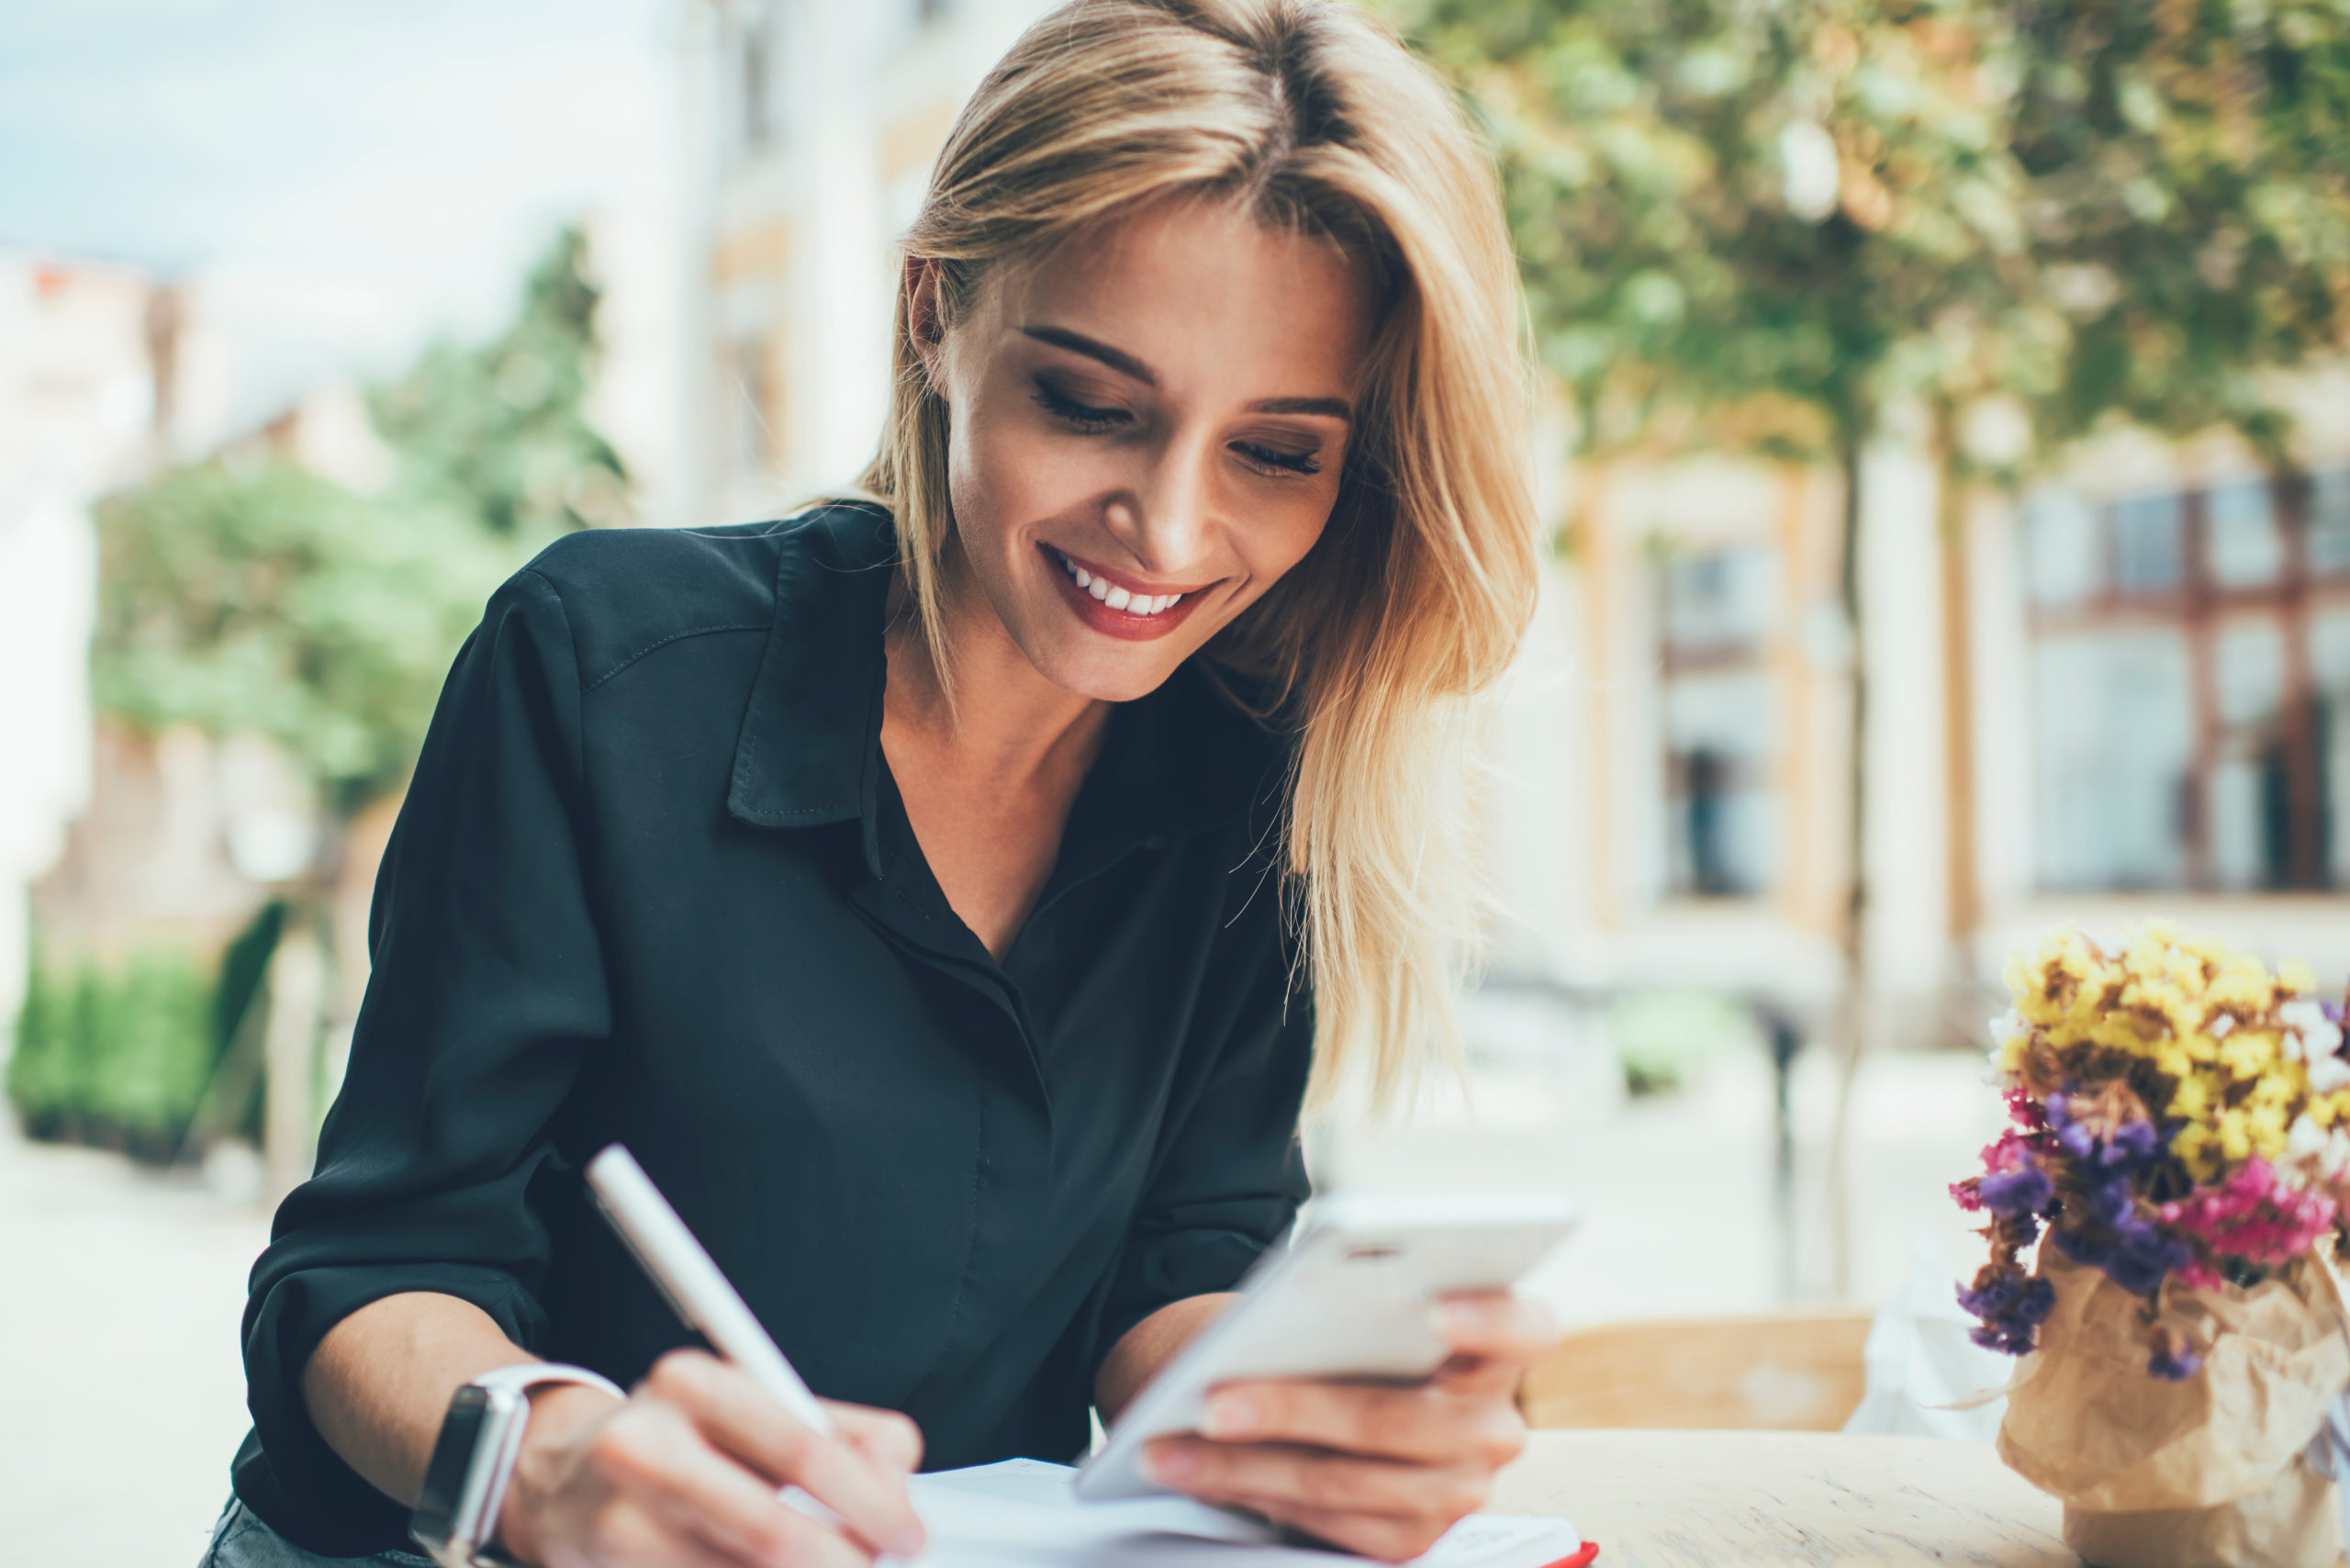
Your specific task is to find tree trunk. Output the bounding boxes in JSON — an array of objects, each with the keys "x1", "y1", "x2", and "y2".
[
  {"x1": 262, "y1": 914, "x2": 325, "y2": 1204},
  {"x1": 1821, "y1": 429, "x2": 1869, "y2": 1297}
]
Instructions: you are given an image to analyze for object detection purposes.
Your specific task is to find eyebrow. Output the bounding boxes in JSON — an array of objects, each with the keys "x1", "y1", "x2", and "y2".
[
  {"x1": 1020, "y1": 324, "x2": 1353, "y2": 423},
  {"x1": 1247, "y1": 395, "x2": 1352, "y2": 420},
  {"x1": 1022, "y1": 325, "x2": 1155, "y2": 384}
]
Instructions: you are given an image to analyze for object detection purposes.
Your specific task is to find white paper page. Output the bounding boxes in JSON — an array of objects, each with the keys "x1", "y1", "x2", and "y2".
[{"x1": 901, "y1": 1461, "x2": 1581, "y2": 1568}]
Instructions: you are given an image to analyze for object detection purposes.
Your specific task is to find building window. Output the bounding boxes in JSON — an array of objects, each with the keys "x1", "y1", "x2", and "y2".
[
  {"x1": 1659, "y1": 544, "x2": 1779, "y2": 898},
  {"x1": 2025, "y1": 467, "x2": 2350, "y2": 893}
]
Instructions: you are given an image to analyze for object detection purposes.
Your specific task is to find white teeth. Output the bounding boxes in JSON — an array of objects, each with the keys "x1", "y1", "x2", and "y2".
[{"x1": 1058, "y1": 550, "x2": 1186, "y2": 614}]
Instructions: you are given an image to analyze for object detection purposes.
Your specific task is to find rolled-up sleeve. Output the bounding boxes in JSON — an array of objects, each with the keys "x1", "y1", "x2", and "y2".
[
  {"x1": 236, "y1": 566, "x2": 608, "y2": 1548},
  {"x1": 1091, "y1": 870, "x2": 1314, "y2": 1376}
]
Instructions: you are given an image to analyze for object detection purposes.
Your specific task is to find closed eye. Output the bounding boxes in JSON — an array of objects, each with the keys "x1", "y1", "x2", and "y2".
[
  {"x1": 1233, "y1": 440, "x2": 1322, "y2": 477},
  {"x1": 1032, "y1": 377, "x2": 1130, "y2": 433}
]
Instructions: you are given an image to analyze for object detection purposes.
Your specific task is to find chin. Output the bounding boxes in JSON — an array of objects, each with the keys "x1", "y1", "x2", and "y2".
[
  {"x1": 1017, "y1": 622, "x2": 1192, "y2": 703},
  {"x1": 1038, "y1": 646, "x2": 1187, "y2": 704}
]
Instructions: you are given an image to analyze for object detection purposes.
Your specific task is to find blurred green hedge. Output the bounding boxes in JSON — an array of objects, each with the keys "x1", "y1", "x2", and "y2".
[{"x1": 7, "y1": 903, "x2": 282, "y2": 1164}]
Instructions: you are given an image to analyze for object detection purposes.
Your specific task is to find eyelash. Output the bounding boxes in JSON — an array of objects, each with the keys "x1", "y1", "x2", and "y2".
[
  {"x1": 1031, "y1": 378, "x2": 1127, "y2": 433},
  {"x1": 1030, "y1": 378, "x2": 1323, "y2": 478}
]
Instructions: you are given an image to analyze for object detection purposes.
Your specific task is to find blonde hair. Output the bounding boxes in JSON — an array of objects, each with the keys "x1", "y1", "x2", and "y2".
[{"x1": 860, "y1": 0, "x2": 1538, "y2": 1108}]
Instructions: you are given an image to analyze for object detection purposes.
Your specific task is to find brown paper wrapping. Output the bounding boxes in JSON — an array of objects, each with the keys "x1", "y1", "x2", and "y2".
[{"x1": 1997, "y1": 1247, "x2": 2350, "y2": 1567}]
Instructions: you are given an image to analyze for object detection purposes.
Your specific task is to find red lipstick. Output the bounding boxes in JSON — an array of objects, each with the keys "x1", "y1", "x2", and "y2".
[{"x1": 1040, "y1": 543, "x2": 1214, "y2": 644}]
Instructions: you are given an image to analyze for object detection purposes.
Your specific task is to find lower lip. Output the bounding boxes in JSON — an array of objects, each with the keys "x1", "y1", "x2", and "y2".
[{"x1": 1042, "y1": 546, "x2": 1210, "y2": 643}]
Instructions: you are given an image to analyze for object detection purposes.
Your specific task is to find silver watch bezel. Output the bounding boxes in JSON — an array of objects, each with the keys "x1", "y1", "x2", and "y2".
[{"x1": 410, "y1": 1363, "x2": 625, "y2": 1568}]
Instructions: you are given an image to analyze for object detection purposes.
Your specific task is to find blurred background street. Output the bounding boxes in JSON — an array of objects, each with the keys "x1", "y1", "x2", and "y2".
[{"x1": 6, "y1": 0, "x2": 2349, "y2": 1562}]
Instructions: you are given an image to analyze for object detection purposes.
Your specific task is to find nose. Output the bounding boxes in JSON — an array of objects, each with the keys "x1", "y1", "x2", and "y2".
[{"x1": 1104, "y1": 430, "x2": 1214, "y2": 577}]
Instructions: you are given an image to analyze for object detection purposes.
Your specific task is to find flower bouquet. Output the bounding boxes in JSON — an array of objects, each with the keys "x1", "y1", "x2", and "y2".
[{"x1": 1955, "y1": 924, "x2": 2350, "y2": 1568}]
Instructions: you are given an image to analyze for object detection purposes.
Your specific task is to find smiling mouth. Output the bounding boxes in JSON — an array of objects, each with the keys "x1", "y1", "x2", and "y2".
[{"x1": 1049, "y1": 549, "x2": 1196, "y2": 616}]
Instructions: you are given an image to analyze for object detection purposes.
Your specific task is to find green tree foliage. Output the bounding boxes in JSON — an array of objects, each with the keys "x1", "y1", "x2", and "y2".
[
  {"x1": 91, "y1": 464, "x2": 509, "y2": 816},
  {"x1": 2007, "y1": 2, "x2": 2350, "y2": 450},
  {"x1": 1396, "y1": 0, "x2": 2350, "y2": 469},
  {"x1": 88, "y1": 224, "x2": 625, "y2": 821},
  {"x1": 7, "y1": 947, "x2": 217, "y2": 1161},
  {"x1": 370, "y1": 226, "x2": 632, "y2": 537}
]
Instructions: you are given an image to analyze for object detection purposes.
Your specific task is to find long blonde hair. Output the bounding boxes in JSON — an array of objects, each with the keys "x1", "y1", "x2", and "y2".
[{"x1": 860, "y1": 0, "x2": 1538, "y2": 1108}]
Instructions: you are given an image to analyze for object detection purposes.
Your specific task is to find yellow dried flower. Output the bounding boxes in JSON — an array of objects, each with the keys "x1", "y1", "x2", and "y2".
[
  {"x1": 2174, "y1": 1123, "x2": 2221, "y2": 1182},
  {"x1": 2219, "y1": 1031, "x2": 2281, "y2": 1081}
]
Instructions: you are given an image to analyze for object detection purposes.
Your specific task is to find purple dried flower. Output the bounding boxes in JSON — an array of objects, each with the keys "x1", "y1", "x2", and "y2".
[
  {"x1": 2047, "y1": 1093, "x2": 2160, "y2": 1169},
  {"x1": 2051, "y1": 1217, "x2": 2189, "y2": 1296},
  {"x1": 1956, "y1": 1271, "x2": 2056, "y2": 1356},
  {"x1": 2108, "y1": 1118, "x2": 2159, "y2": 1162},
  {"x1": 1978, "y1": 1163, "x2": 2053, "y2": 1218}
]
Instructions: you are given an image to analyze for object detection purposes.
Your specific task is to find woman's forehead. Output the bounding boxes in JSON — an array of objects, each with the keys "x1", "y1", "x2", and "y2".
[{"x1": 982, "y1": 201, "x2": 1376, "y2": 392}]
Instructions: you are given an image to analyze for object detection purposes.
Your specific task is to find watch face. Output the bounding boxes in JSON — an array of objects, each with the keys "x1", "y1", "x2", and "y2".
[{"x1": 412, "y1": 1384, "x2": 498, "y2": 1551}]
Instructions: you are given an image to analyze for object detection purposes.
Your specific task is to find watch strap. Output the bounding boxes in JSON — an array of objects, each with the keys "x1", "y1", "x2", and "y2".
[
  {"x1": 424, "y1": 1362, "x2": 627, "y2": 1568},
  {"x1": 474, "y1": 1361, "x2": 626, "y2": 1401},
  {"x1": 471, "y1": 1363, "x2": 627, "y2": 1565}
]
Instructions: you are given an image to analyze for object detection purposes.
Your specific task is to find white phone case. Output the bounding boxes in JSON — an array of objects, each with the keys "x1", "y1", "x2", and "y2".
[{"x1": 1076, "y1": 1190, "x2": 1578, "y2": 1501}]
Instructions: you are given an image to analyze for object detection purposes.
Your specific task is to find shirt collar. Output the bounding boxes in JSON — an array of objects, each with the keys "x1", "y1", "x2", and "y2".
[
  {"x1": 726, "y1": 502, "x2": 897, "y2": 845},
  {"x1": 726, "y1": 502, "x2": 1291, "y2": 864}
]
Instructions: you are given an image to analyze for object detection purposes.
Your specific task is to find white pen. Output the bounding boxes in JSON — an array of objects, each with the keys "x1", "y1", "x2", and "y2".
[{"x1": 584, "y1": 1143, "x2": 835, "y2": 1437}]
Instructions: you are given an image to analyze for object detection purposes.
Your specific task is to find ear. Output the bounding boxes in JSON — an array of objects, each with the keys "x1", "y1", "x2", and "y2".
[{"x1": 906, "y1": 256, "x2": 949, "y2": 397}]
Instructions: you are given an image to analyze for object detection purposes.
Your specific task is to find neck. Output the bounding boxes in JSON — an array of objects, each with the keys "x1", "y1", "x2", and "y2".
[{"x1": 882, "y1": 554, "x2": 1107, "y2": 790}]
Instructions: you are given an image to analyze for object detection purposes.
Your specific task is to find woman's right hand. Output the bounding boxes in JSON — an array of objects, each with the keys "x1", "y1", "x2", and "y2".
[{"x1": 497, "y1": 1349, "x2": 928, "y2": 1568}]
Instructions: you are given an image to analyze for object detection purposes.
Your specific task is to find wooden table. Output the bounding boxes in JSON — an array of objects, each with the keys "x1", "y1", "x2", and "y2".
[{"x1": 1491, "y1": 1430, "x2": 2074, "y2": 1567}]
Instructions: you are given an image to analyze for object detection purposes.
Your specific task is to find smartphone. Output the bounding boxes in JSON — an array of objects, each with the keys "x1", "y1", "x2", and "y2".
[{"x1": 1075, "y1": 1189, "x2": 1578, "y2": 1501}]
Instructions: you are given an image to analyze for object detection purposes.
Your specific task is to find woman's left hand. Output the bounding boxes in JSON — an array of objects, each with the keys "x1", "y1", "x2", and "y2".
[{"x1": 1141, "y1": 1292, "x2": 1561, "y2": 1563}]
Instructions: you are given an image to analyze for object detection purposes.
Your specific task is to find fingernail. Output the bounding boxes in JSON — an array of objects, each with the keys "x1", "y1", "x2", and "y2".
[
  {"x1": 890, "y1": 1525, "x2": 928, "y2": 1558},
  {"x1": 1201, "y1": 1393, "x2": 1259, "y2": 1439},
  {"x1": 1147, "y1": 1442, "x2": 1199, "y2": 1484}
]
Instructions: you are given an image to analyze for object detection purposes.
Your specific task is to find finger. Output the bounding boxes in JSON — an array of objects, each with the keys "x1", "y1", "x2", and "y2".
[
  {"x1": 591, "y1": 1403, "x2": 854, "y2": 1568},
  {"x1": 1146, "y1": 1436, "x2": 1490, "y2": 1524},
  {"x1": 677, "y1": 1498, "x2": 875, "y2": 1568},
  {"x1": 579, "y1": 1495, "x2": 747, "y2": 1568},
  {"x1": 1198, "y1": 1381, "x2": 1523, "y2": 1469},
  {"x1": 1249, "y1": 1498, "x2": 1456, "y2": 1565},
  {"x1": 1432, "y1": 1292, "x2": 1561, "y2": 1363},
  {"x1": 645, "y1": 1353, "x2": 925, "y2": 1558},
  {"x1": 1430, "y1": 1295, "x2": 1561, "y2": 1400},
  {"x1": 824, "y1": 1402, "x2": 924, "y2": 1474}
]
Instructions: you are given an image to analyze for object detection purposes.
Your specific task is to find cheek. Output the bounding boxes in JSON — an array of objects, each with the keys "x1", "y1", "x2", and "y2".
[
  {"x1": 945, "y1": 401, "x2": 1094, "y2": 557},
  {"x1": 1232, "y1": 486, "x2": 1342, "y2": 594}
]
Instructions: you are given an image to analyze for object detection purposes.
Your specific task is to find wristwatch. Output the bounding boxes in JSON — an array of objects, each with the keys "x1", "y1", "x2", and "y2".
[{"x1": 409, "y1": 1361, "x2": 625, "y2": 1568}]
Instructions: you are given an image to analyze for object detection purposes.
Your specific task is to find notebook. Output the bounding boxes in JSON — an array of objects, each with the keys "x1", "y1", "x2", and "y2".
[{"x1": 900, "y1": 1457, "x2": 1587, "y2": 1568}]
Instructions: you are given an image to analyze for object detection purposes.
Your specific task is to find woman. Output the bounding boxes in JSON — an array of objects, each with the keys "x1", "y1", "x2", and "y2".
[{"x1": 211, "y1": 3, "x2": 1546, "y2": 1564}]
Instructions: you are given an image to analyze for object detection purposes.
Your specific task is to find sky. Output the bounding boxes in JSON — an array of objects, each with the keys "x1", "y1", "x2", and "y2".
[{"x1": 1, "y1": 0, "x2": 676, "y2": 430}]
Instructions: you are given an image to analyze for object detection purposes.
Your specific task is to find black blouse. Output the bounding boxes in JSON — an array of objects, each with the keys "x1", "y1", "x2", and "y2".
[{"x1": 231, "y1": 502, "x2": 1313, "y2": 1555}]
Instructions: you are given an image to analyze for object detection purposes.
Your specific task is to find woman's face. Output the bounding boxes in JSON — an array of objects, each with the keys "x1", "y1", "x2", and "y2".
[{"x1": 921, "y1": 200, "x2": 1375, "y2": 703}]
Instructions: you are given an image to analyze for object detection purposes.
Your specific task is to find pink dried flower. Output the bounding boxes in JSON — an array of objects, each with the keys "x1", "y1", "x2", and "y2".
[{"x1": 2159, "y1": 1158, "x2": 2337, "y2": 1286}]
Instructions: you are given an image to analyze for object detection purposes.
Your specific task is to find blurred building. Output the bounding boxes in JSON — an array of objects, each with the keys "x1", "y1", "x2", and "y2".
[
  {"x1": 1485, "y1": 393, "x2": 2350, "y2": 1048},
  {"x1": 676, "y1": 3, "x2": 2350, "y2": 1050},
  {"x1": 677, "y1": 0, "x2": 1055, "y2": 522},
  {"x1": 0, "y1": 252, "x2": 231, "y2": 1030}
]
